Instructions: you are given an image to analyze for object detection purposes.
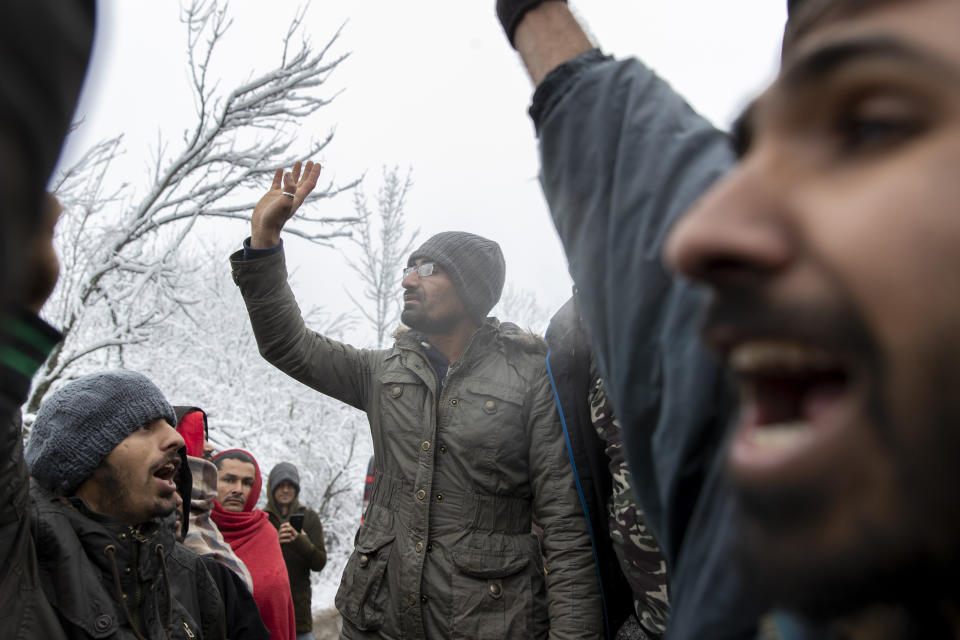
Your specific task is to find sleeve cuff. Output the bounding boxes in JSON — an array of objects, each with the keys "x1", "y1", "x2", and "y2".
[
  {"x1": 0, "y1": 305, "x2": 62, "y2": 403},
  {"x1": 529, "y1": 48, "x2": 609, "y2": 133},
  {"x1": 292, "y1": 530, "x2": 313, "y2": 554},
  {"x1": 242, "y1": 237, "x2": 283, "y2": 261}
]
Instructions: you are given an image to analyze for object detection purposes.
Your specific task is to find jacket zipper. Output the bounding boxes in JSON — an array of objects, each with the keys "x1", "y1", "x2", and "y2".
[{"x1": 131, "y1": 536, "x2": 143, "y2": 635}]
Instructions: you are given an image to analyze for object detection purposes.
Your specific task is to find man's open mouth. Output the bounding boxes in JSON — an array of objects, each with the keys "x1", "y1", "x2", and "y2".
[
  {"x1": 726, "y1": 339, "x2": 858, "y2": 478},
  {"x1": 152, "y1": 460, "x2": 180, "y2": 487}
]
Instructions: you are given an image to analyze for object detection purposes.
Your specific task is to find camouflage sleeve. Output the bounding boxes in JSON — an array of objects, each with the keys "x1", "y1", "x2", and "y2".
[{"x1": 589, "y1": 373, "x2": 670, "y2": 638}]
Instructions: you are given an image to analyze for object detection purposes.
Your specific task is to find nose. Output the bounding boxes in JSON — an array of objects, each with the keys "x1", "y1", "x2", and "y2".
[
  {"x1": 160, "y1": 420, "x2": 185, "y2": 452},
  {"x1": 664, "y1": 156, "x2": 793, "y2": 288},
  {"x1": 401, "y1": 270, "x2": 418, "y2": 288}
]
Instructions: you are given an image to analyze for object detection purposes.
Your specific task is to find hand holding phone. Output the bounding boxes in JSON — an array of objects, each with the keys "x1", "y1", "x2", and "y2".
[{"x1": 289, "y1": 513, "x2": 305, "y2": 533}]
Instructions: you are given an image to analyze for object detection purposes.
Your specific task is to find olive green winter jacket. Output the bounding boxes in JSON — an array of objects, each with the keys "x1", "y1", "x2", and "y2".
[{"x1": 231, "y1": 249, "x2": 601, "y2": 640}]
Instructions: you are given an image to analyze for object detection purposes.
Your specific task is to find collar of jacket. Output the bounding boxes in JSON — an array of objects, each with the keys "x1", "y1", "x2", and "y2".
[
  {"x1": 391, "y1": 318, "x2": 546, "y2": 359},
  {"x1": 32, "y1": 484, "x2": 177, "y2": 582}
]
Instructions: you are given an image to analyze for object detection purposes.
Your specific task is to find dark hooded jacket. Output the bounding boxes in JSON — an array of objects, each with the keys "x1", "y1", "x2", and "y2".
[
  {"x1": 1, "y1": 308, "x2": 225, "y2": 640},
  {"x1": 265, "y1": 462, "x2": 327, "y2": 634},
  {"x1": 29, "y1": 483, "x2": 226, "y2": 640}
]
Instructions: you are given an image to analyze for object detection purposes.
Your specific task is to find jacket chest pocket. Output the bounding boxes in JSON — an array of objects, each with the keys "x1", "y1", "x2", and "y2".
[
  {"x1": 378, "y1": 371, "x2": 427, "y2": 433},
  {"x1": 451, "y1": 382, "x2": 526, "y2": 466}
]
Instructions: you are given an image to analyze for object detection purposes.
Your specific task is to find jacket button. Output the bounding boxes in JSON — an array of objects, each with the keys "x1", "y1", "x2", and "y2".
[
  {"x1": 426, "y1": 543, "x2": 434, "y2": 552},
  {"x1": 449, "y1": 398, "x2": 458, "y2": 406},
  {"x1": 416, "y1": 489, "x2": 426, "y2": 500},
  {"x1": 94, "y1": 615, "x2": 112, "y2": 632},
  {"x1": 435, "y1": 493, "x2": 443, "y2": 502},
  {"x1": 439, "y1": 445, "x2": 447, "y2": 454},
  {"x1": 359, "y1": 554, "x2": 370, "y2": 568},
  {"x1": 484, "y1": 400, "x2": 495, "y2": 411},
  {"x1": 421, "y1": 594, "x2": 429, "y2": 603},
  {"x1": 408, "y1": 593, "x2": 417, "y2": 606},
  {"x1": 421, "y1": 441, "x2": 430, "y2": 451},
  {"x1": 488, "y1": 583, "x2": 502, "y2": 598},
  {"x1": 392, "y1": 385, "x2": 402, "y2": 397},
  {"x1": 415, "y1": 542, "x2": 424, "y2": 553}
]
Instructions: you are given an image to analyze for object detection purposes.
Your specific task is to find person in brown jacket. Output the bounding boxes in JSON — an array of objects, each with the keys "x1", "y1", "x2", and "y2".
[{"x1": 266, "y1": 462, "x2": 328, "y2": 640}]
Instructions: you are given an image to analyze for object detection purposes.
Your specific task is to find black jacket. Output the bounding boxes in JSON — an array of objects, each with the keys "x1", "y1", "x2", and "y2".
[
  {"x1": 200, "y1": 557, "x2": 269, "y2": 640},
  {"x1": 545, "y1": 296, "x2": 635, "y2": 638},
  {"x1": 30, "y1": 484, "x2": 226, "y2": 639}
]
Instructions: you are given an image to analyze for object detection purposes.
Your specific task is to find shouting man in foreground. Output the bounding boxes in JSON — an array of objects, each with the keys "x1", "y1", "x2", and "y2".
[{"x1": 500, "y1": 0, "x2": 960, "y2": 636}]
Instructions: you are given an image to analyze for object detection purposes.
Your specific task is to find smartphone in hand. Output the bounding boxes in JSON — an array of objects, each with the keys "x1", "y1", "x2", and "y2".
[{"x1": 289, "y1": 513, "x2": 305, "y2": 532}]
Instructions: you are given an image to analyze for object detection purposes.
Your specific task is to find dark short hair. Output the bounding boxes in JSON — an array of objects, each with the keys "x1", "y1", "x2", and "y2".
[
  {"x1": 214, "y1": 450, "x2": 255, "y2": 470},
  {"x1": 782, "y1": 0, "x2": 900, "y2": 55}
]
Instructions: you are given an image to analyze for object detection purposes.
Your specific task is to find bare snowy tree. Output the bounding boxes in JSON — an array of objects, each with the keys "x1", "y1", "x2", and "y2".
[
  {"x1": 344, "y1": 166, "x2": 418, "y2": 347},
  {"x1": 27, "y1": 0, "x2": 360, "y2": 415}
]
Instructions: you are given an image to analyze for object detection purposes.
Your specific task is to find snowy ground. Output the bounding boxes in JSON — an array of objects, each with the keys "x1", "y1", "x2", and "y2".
[{"x1": 312, "y1": 607, "x2": 342, "y2": 640}]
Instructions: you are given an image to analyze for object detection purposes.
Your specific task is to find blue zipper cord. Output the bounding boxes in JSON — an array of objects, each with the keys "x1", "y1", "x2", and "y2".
[{"x1": 545, "y1": 348, "x2": 612, "y2": 640}]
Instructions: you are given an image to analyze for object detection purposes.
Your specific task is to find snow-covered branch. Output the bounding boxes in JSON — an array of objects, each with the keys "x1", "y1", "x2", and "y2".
[{"x1": 27, "y1": 0, "x2": 357, "y2": 414}]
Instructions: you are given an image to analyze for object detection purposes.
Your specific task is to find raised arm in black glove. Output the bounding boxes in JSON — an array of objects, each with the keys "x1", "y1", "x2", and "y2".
[{"x1": 496, "y1": 0, "x2": 567, "y2": 47}]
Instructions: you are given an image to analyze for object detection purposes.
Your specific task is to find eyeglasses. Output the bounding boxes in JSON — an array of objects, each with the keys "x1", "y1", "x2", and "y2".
[{"x1": 402, "y1": 262, "x2": 436, "y2": 279}]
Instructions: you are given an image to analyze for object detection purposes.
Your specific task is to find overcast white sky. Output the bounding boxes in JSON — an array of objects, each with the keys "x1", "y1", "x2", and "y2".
[{"x1": 63, "y1": 1, "x2": 787, "y2": 340}]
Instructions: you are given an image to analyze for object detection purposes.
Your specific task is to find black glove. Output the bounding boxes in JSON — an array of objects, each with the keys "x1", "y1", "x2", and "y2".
[{"x1": 497, "y1": 0, "x2": 567, "y2": 48}]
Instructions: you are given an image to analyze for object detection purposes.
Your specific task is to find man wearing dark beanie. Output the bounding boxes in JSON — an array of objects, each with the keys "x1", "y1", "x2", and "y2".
[
  {"x1": 232, "y1": 170, "x2": 601, "y2": 639},
  {"x1": 2, "y1": 370, "x2": 226, "y2": 639}
]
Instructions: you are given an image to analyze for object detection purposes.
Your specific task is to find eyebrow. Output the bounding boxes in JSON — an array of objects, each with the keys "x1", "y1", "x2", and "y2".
[
  {"x1": 781, "y1": 35, "x2": 960, "y2": 90},
  {"x1": 732, "y1": 35, "x2": 960, "y2": 157}
]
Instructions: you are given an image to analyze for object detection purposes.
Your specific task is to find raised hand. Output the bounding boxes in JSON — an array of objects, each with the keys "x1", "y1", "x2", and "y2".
[{"x1": 250, "y1": 160, "x2": 322, "y2": 249}]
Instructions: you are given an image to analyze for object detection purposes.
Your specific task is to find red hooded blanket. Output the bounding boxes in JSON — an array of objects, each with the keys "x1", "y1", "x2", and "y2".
[{"x1": 211, "y1": 449, "x2": 296, "y2": 640}]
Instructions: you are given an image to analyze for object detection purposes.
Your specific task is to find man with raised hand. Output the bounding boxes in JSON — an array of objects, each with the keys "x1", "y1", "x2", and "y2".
[
  {"x1": 500, "y1": 0, "x2": 960, "y2": 637},
  {"x1": 231, "y1": 162, "x2": 600, "y2": 638}
]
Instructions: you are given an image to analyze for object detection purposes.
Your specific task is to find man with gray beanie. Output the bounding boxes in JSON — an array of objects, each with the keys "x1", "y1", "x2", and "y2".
[
  {"x1": 2, "y1": 369, "x2": 226, "y2": 639},
  {"x1": 230, "y1": 161, "x2": 601, "y2": 639}
]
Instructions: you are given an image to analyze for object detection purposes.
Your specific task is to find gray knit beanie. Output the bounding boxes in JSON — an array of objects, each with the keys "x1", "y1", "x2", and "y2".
[
  {"x1": 269, "y1": 461, "x2": 301, "y2": 496},
  {"x1": 408, "y1": 231, "x2": 506, "y2": 325},
  {"x1": 25, "y1": 370, "x2": 177, "y2": 495}
]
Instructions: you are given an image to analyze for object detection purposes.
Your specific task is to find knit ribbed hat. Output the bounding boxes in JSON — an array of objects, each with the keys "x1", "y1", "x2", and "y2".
[
  {"x1": 268, "y1": 461, "x2": 301, "y2": 496},
  {"x1": 25, "y1": 370, "x2": 177, "y2": 495},
  {"x1": 409, "y1": 231, "x2": 506, "y2": 325}
]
